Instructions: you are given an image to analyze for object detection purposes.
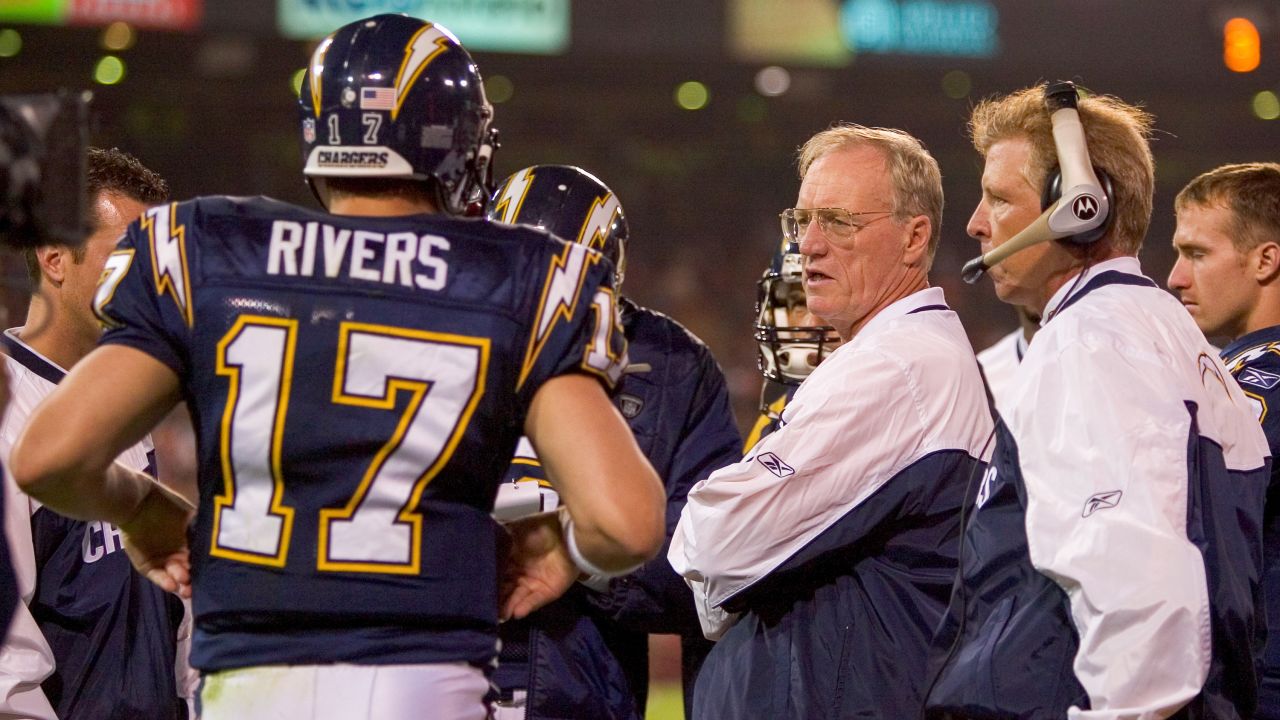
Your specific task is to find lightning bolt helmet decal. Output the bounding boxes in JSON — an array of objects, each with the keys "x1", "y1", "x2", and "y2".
[{"x1": 485, "y1": 165, "x2": 630, "y2": 287}]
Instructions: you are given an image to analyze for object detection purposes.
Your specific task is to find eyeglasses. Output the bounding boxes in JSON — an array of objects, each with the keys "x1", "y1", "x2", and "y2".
[{"x1": 779, "y1": 208, "x2": 893, "y2": 244}]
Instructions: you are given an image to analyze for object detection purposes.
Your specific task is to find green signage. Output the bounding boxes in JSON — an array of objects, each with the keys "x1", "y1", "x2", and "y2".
[
  {"x1": 278, "y1": 0, "x2": 570, "y2": 54},
  {"x1": 0, "y1": 0, "x2": 68, "y2": 24}
]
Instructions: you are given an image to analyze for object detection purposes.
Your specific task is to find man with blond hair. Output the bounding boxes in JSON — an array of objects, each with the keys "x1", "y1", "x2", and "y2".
[
  {"x1": 926, "y1": 86, "x2": 1270, "y2": 719},
  {"x1": 1167, "y1": 162, "x2": 1280, "y2": 718},
  {"x1": 669, "y1": 124, "x2": 992, "y2": 719}
]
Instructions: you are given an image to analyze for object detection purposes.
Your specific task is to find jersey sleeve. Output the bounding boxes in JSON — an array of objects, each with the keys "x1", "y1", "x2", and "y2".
[
  {"x1": 668, "y1": 347, "x2": 927, "y2": 624},
  {"x1": 1229, "y1": 349, "x2": 1280, "y2": 458},
  {"x1": 516, "y1": 242, "x2": 626, "y2": 407},
  {"x1": 94, "y1": 203, "x2": 193, "y2": 379},
  {"x1": 0, "y1": 472, "x2": 56, "y2": 720}
]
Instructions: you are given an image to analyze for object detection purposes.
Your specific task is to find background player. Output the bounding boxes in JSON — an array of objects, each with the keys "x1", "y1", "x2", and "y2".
[
  {"x1": 1166, "y1": 161, "x2": 1280, "y2": 718},
  {"x1": 0, "y1": 146, "x2": 194, "y2": 720},
  {"x1": 7, "y1": 16, "x2": 664, "y2": 720},
  {"x1": 746, "y1": 237, "x2": 840, "y2": 449},
  {"x1": 487, "y1": 165, "x2": 741, "y2": 720}
]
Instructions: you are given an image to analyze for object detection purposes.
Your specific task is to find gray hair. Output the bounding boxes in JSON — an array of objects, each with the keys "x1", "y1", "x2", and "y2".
[{"x1": 797, "y1": 124, "x2": 944, "y2": 259}]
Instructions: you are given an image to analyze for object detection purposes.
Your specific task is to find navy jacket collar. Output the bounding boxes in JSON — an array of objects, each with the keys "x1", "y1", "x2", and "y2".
[{"x1": 1, "y1": 328, "x2": 67, "y2": 385}]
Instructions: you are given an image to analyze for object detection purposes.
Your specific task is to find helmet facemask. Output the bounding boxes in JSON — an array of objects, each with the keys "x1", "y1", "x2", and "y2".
[{"x1": 754, "y1": 251, "x2": 840, "y2": 385}]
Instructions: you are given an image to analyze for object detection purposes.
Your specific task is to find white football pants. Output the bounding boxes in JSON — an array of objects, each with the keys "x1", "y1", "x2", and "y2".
[{"x1": 199, "y1": 662, "x2": 489, "y2": 720}]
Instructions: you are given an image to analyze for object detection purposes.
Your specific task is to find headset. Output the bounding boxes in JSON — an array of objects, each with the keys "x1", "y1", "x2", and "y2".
[{"x1": 961, "y1": 81, "x2": 1115, "y2": 284}]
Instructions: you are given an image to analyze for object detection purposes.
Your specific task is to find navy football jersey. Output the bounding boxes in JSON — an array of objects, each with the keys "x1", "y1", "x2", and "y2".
[
  {"x1": 94, "y1": 196, "x2": 626, "y2": 672},
  {"x1": 31, "y1": 499, "x2": 187, "y2": 720},
  {"x1": 742, "y1": 380, "x2": 795, "y2": 454},
  {"x1": 1223, "y1": 326, "x2": 1280, "y2": 716}
]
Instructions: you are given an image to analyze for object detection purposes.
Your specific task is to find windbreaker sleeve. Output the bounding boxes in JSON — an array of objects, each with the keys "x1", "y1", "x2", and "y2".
[
  {"x1": 1016, "y1": 335, "x2": 1213, "y2": 719},
  {"x1": 668, "y1": 347, "x2": 927, "y2": 633}
]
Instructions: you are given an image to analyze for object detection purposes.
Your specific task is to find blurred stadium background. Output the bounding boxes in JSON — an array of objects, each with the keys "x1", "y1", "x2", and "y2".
[{"x1": 0, "y1": 1, "x2": 1275, "y2": 717}]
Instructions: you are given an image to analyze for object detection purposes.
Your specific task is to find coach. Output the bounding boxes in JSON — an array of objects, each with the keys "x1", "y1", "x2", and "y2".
[
  {"x1": 668, "y1": 124, "x2": 993, "y2": 719},
  {"x1": 925, "y1": 84, "x2": 1270, "y2": 719}
]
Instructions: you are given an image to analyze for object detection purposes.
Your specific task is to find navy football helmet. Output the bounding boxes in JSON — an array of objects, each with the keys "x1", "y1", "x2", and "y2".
[
  {"x1": 298, "y1": 14, "x2": 498, "y2": 215},
  {"x1": 487, "y1": 165, "x2": 629, "y2": 287},
  {"x1": 754, "y1": 238, "x2": 840, "y2": 385}
]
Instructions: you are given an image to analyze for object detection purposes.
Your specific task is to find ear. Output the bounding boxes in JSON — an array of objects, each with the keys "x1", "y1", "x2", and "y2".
[
  {"x1": 1255, "y1": 241, "x2": 1280, "y2": 284},
  {"x1": 901, "y1": 215, "x2": 931, "y2": 265},
  {"x1": 35, "y1": 246, "x2": 70, "y2": 286}
]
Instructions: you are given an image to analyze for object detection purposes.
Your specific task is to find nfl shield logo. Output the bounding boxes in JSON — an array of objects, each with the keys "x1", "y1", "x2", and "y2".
[
  {"x1": 617, "y1": 394, "x2": 644, "y2": 419},
  {"x1": 302, "y1": 119, "x2": 316, "y2": 144}
]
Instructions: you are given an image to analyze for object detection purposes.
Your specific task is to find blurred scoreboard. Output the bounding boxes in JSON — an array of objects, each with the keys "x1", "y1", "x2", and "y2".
[
  {"x1": 277, "y1": 0, "x2": 570, "y2": 54},
  {"x1": 0, "y1": 0, "x2": 569, "y2": 54},
  {"x1": 730, "y1": 0, "x2": 999, "y2": 66},
  {"x1": 0, "y1": 0, "x2": 202, "y2": 29}
]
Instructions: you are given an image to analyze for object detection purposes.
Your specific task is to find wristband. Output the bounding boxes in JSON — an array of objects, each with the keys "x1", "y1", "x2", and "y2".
[
  {"x1": 558, "y1": 506, "x2": 641, "y2": 579},
  {"x1": 578, "y1": 573, "x2": 612, "y2": 593}
]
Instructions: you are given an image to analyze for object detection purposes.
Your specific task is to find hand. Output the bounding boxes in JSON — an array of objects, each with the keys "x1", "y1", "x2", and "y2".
[
  {"x1": 119, "y1": 481, "x2": 195, "y2": 599},
  {"x1": 500, "y1": 512, "x2": 579, "y2": 621}
]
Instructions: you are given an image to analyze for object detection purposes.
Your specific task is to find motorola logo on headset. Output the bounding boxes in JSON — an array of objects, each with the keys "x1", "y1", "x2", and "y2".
[{"x1": 1072, "y1": 194, "x2": 1099, "y2": 221}]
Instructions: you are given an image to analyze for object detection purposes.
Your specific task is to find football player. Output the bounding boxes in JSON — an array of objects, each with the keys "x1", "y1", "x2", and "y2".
[
  {"x1": 744, "y1": 238, "x2": 840, "y2": 450},
  {"x1": 7, "y1": 16, "x2": 664, "y2": 720},
  {"x1": 0, "y1": 146, "x2": 194, "y2": 720},
  {"x1": 487, "y1": 165, "x2": 742, "y2": 720},
  {"x1": 1167, "y1": 162, "x2": 1280, "y2": 718}
]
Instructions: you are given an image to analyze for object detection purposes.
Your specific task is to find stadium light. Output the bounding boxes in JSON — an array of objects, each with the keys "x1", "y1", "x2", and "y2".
[
  {"x1": 0, "y1": 28, "x2": 20, "y2": 58},
  {"x1": 676, "y1": 81, "x2": 709, "y2": 110},
  {"x1": 1224, "y1": 17, "x2": 1261, "y2": 73},
  {"x1": 486, "y1": 75, "x2": 514, "y2": 104},
  {"x1": 1254, "y1": 91, "x2": 1280, "y2": 121},
  {"x1": 942, "y1": 70, "x2": 971, "y2": 99},
  {"x1": 101, "y1": 22, "x2": 135, "y2": 52},
  {"x1": 755, "y1": 66, "x2": 791, "y2": 97},
  {"x1": 94, "y1": 56, "x2": 125, "y2": 85}
]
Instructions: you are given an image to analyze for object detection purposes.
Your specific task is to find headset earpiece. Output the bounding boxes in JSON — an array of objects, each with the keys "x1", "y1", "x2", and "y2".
[{"x1": 1041, "y1": 167, "x2": 1115, "y2": 245}]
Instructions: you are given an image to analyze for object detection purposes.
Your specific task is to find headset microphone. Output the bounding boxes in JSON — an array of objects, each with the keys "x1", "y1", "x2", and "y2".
[{"x1": 961, "y1": 81, "x2": 1113, "y2": 284}]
